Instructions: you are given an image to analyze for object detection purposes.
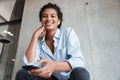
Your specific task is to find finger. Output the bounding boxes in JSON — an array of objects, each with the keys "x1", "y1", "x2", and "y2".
[
  {"x1": 41, "y1": 30, "x2": 46, "y2": 35},
  {"x1": 40, "y1": 68, "x2": 50, "y2": 75},
  {"x1": 27, "y1": 71, "x2": 32, "y2": 74},
  {"x1": 31, "y1": 68, "x2": 41, "y2": 73},
  {"x1": 41, "y1": 26, "x2": 46, "y2": 33},
  {"x1": 38, "y1": 71, "x2": 51, "y2": 78},
  {"x1": 32, "y1": 70, "x2": 50, "y2": 78},
  {"x1": 42, "y1": 23, "x2": 45, "y2": 26},
  {"x1": 30, "y1": 69, "x2": 41, "y2": 75},
  {"x1": 36, "y1": 58, "x2": 48, "y2": 65}
]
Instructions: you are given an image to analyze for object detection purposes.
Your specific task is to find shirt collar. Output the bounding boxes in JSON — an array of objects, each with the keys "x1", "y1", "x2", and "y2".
[
  {"x1": 41, "y1": 28, "x2": 61, "y2": 42},
  {"x1": 54, "y1": 28, "x2": 61, "y2": 39},
  {"x1": 41, "y1": 36, "x2": 45, "y2": 42}
]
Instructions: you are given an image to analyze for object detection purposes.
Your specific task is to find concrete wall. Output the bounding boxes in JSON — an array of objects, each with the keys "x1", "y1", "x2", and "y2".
[{"x1": 12, "y1": 0, "x2": 120, "y2": 80}]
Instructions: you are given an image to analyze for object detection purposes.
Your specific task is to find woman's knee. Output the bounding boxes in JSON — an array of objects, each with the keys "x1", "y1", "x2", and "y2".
[
  {"x1": 70, "y1": 67, "x2": 90, "y2": 80},
  {"x1": 15, "y1": 69, "x2": 30, "y2": 80},
  {"x1": 16, "y1": 69, "x2": 28, "y2": 76}
]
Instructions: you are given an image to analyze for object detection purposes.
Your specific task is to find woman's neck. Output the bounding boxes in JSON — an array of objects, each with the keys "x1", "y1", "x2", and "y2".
[{"x1": 46, "y1": 29, "x2": 56, "y2": 40}]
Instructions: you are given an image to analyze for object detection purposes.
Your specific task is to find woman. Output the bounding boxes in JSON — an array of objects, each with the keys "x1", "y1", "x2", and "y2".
[{"x1": 15, "y1": 3, "x2": 90, "y2": 80}]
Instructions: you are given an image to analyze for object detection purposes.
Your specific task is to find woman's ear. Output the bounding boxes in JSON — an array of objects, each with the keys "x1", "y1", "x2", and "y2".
[{"x1": 58, "y1": 20, "x2": 60, "y2": 25}]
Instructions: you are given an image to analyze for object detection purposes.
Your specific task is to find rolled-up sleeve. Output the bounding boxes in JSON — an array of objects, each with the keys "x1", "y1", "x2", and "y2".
[
  {"x1": 65, "y1": 28, "x2": 85, "y2": 69},
  {"x1": 22, "y1": 41, "x2": 41, "y2": 66}
]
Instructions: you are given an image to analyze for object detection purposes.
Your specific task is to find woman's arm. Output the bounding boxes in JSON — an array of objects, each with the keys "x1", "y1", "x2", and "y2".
[
  {"x1": 66, "y1": 28, "x2": 85, "y2": 68},
  {"x1": 25, "y1": 26, "x2": 46, "y2": 62}
]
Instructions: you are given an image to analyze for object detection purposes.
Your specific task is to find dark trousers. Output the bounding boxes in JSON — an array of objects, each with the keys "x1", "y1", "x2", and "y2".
[{"x1": 15, "y1": 67, "x2": 90, "y2": 80}]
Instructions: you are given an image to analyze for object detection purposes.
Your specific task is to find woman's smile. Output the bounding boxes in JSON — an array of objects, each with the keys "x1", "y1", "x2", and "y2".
[{"x1": 45, "y1": 21, "x2": 54, "y2": 26}]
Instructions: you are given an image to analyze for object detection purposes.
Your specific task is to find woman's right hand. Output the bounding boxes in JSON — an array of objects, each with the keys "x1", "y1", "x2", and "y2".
[
  {"x1": 25, "y1": 25, "x2": 46, "y2": 62},
  {"x1": 33, "y1": 25, "x2": 46, "y2": 38}
]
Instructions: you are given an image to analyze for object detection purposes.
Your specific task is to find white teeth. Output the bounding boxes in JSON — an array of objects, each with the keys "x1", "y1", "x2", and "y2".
[{"x1": 46, "y1": 22, "x2": 53, "y2": 25}]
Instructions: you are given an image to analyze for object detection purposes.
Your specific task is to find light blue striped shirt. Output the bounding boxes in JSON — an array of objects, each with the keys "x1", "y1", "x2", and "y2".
[{"x1": 23, "y1": 27, "x2": 85, "y2": 80}]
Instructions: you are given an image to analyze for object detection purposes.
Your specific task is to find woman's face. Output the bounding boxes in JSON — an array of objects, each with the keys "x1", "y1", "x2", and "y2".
[{"x1": 41, "y1": 8, "x2": 60, "y2": 31}]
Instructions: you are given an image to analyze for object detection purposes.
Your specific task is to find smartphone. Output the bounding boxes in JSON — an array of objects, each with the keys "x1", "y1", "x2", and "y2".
[{"x1": 22, "y1": 65, "x2": 39, "y2": 70}]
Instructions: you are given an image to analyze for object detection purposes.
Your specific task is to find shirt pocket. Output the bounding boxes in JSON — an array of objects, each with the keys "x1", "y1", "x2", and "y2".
[{"x1": 56, "y1": 48, "x2": 67, "y2": 61}]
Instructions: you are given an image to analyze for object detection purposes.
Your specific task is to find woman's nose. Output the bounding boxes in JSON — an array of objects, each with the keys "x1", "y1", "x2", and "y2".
[{"x1": 47, "y1": 16, "x2": 51, "y2": 20}]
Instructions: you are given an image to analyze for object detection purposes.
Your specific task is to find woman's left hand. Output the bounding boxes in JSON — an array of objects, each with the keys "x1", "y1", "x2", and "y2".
[{"x1": 30, "y1": 58, "x2": 56, "y2": 78}]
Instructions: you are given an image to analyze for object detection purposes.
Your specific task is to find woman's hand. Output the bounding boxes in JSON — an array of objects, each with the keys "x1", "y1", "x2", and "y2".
[
  {"x1": 33, "y1": 25, "x2": 46, "y2": 38},
  {"x1": 30, "y1": 58, "x2": 56, "y2": 78}
]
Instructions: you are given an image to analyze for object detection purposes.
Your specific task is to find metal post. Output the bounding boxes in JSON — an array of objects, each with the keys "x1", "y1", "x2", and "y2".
[{"x1": 0, "y1": 34, "x2": 11, "y2": 62}]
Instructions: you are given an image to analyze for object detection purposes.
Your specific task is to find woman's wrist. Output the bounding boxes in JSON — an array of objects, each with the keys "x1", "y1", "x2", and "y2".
[
  {"x1": 53, "y1": 61, "x2": 71, "y2": 72},
  {"x1": 32, "y1": 32, "x2": 39, "y2": 40}
]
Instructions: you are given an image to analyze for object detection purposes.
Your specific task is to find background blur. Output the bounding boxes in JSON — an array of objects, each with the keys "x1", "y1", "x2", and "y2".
[{"x1": 0, "y1": 0, "x2": 120, "y2": 80}]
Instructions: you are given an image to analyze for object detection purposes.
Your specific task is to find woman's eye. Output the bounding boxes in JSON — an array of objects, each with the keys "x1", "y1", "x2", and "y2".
[
  {"x1": 42, "y1": 15, "x2": 47, "y2": 18},
  {"x1": 42, "y1": 15, "x2": 56, "y2": 18},
  {"x1": 51, "y1": 16, "x2": 56, "y2": 18}
]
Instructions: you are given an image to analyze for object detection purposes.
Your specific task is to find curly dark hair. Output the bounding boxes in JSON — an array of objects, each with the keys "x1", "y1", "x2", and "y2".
[{"x1": 39, "y1": 3, "x2": 63, "y2": 28}]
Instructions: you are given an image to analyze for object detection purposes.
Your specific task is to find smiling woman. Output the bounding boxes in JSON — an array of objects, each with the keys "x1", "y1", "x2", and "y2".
[{"x1": 15, "y1": 3, "x2": 90, "y2": 80}]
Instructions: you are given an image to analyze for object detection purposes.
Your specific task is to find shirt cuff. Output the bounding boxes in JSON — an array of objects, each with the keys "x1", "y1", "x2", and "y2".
[
  {"x1": 65, "y1": 58, "x2": 85, "y2": 69},
  {"x1": 23, "y1": 54, "x2": 38, "y2": 66}
]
